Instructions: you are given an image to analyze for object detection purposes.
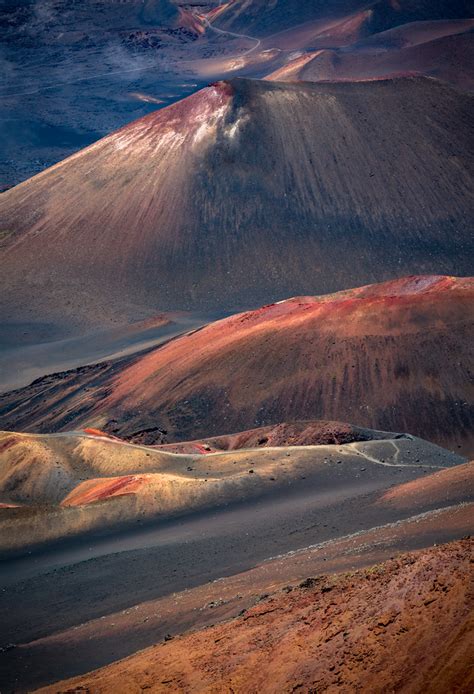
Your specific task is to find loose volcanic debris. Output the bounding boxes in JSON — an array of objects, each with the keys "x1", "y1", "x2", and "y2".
[{"x1": 40, "y1": 538, "x2": 474, "y2": 694}]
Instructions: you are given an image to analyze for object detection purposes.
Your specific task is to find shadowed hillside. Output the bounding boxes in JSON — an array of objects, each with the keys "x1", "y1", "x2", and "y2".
[
  {"x1": 0, "y1": 78, "x2": 473, "y2": 335},
  {"x1": 211, "y1": 0, "x2": 473, "y2": 36}
]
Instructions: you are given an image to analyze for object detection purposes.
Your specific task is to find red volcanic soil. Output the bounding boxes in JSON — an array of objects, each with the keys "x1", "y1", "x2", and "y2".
[
  {"x1": 41, "y1": 538, "x2": 474, "y2": 694},
  {"x1": 154, "y1": 420, "x2": 396, "y2": 452},
  {"x1": 0, "y1": 275, "x2": 472, "y2": 454},
  {"x1": 268, "y1": 30, "x2": 474, "y2": 92},
  {"x1": 61, "y1": 475, "x2": 146, "y2": 507},
  {"x1": 0, "y1": 77, "x2": 473, "y2": 333},
  {"x1": 84, "y1": 275, "x2": 474, "y2": 452},
  {"x1": 82, "y1": 428, "x2": 124, "y2": 442},
  {"x1": 378, "y1": 461, "x2": 474, "y2": 510},
  {"x1": 257, "y1": 9, "x2": 373, "y2": 52}
]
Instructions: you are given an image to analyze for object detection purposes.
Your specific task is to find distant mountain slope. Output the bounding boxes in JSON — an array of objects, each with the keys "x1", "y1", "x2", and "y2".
[
  {"x1": 0, "y1": 276, "x2": 472, "y2": 454},
  {"x1": 211, "y1": 0, "x2": 473, "y2": 36},
  {"x1": 368, "y1": 0, "x2": 474, "y2": 34},
  {"x1": 267, "y1": 26, "x2": 474, "y2": 91},
  {"x1": 0, "y1": 77, "x2": 473, "y2": 335},
  {"x1": 209, "y1": 0, "x2": 367, "y2": 36}
]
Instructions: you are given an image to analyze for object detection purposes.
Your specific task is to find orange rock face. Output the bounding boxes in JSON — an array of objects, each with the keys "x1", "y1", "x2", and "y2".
[
  {"x1": 42, "y1": 538, "x2": 474, "y2": 694},
  {"x1": 61, "y1": 475, "x2": 147, "y2": 507}
]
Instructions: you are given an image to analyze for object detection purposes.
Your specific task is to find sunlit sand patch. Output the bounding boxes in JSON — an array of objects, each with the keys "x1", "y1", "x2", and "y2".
[
  {"x1": 266, "y1": 50, "x2": 323, "y2": 80},
  {"x1": 190, "y1": 48, "x2": 280, "y2": 78},
  {"x1": 128, "y1": 91, "x2": 165, "y2": 104}
]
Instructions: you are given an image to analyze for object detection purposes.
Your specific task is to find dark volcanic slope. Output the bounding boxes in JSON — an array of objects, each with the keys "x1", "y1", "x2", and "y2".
[
  {"x1": 0, "y1": 77, "x2": 473, "y2": 333},
  {"x1": 210, "y1": 0, "x2": 368, "y2": 35},
  {"x1": 1, "y1": 276, "x2": 472, "y2": 454},
  {"x1": 211, "y1": 0, "x2": 473, "y2": 36},
  {"x1": 368, "y1": 0, "x2": 474, "y2": 35}
]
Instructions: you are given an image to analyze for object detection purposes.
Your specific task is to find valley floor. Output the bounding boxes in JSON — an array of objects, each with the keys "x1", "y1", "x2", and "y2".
[{"x1": 0, "y1": 456, "x2": 472, "y2": 691}]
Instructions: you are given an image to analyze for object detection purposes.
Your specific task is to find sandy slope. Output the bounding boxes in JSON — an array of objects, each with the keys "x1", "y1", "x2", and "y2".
[
  {"x1": 267, "y1": 29, "x2": 474, "y2": 92},
  {"x1": 1, "y1": 425, "x2": 465, "y2": 553},
  {"x1": 377, "y1": 460, "x2": 474, "y2": 509},
  {"x1": 37, "y1": 538, "x2": 474, "y2": 694},
  {"x1": 0, "y1": 463, "x2": 471, "y2": 691}
]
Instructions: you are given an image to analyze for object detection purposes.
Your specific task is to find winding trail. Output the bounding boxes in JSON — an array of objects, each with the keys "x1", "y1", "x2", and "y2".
[
  {"x1": 200, "y1": 15, "x2": 262, "y2": 57},
  {"x1": 342, "y1": 441, "x2": 449, "y2": 470},
  {"x1": 0, "y1": 12, "x2": 262, "y2": 100},
  {"x1": 10, "y1": 430, "x2": 454, "y2": 470}
]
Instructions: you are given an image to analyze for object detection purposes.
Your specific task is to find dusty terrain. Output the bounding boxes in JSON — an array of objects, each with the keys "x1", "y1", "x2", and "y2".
[
  {"x1": 0, "y1": 0, "x2": 213, "y2": 188},
  {"x1": 1, "y1": 275, "x2": 472, "y2": 453},
  {"x1": 1, "y1": 77, "x2": 473, "y2": 335},
  {"x1": 267, "y1": 21, "x2": 474, "y2": 91},
  {"x1": 0, "y1": 451, "x2": 471, "y2": 691},
  {"x1": 36, "y1": 538, "x2": 474, "y2": 694},
  {"x1": 1, "y1": 423, "x2": 466, "y2": 553},
  {"x1": 3, "y1": 0, "x2": 473, "y2": 189},
  {"x1": 0, "y1": 3, "x2": 473, "y2": 692},
  {"x1": 153, "y1": 420, "x2": 399, "y2": 451},
  {"x1": 0, "y1": 308, "x2": 218, "y2": 393}
]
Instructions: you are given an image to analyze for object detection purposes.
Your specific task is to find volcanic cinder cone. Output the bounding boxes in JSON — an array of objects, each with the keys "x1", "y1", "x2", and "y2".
[
  {"x1": 0, "y1": 275, "x2": 472, "y2": 454},
  {"x1": 0, "y1": 77, "x2": 473, "y2": 335}
]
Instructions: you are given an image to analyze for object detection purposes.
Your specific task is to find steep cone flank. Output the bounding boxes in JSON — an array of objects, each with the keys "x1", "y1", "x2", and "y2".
[
  {"x1": 0, "y1": 77, "x2": 473, "y2": 333},
  {"x1": 0, "y1": 276, "x2": 472, "y2": 453}
]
